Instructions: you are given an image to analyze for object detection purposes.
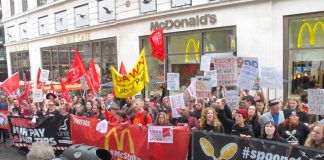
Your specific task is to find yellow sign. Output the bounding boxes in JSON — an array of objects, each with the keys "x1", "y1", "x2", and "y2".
[
  {"x1": 8, "y1": 43, "x2": 28, "y2": 52},
  {"x1": 56, "y1": 32, "x2": 90, "y2": 45},
  {"x1": 200, "y1": 138, "x2": 237, "y2": 160},
  {"x1": 104, "y1": 128, "x2": 135, "y2": 160},
  {"x1": 185, "y1": 38, "x2": 210, "y2": 63},
  {"x1": 110, "y1": 48, "x2": 149, "y2": 98},
  {"x1": 297, "y1": 21, "x2": 324, "y2": 48}
]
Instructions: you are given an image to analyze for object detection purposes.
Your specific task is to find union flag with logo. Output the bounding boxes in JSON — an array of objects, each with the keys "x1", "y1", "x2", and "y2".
[
  {"x1": 65, "y1": 49, "x2": 87, "y2": 84},
  {"x1": 86, "y1": 59, "x2": 100, "y2": 94},
  {"x1": 149, "y1": 28, "x2": 165, "y2": 62}
]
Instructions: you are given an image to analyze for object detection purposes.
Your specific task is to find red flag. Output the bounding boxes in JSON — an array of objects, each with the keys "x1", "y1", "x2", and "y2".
[
  {"x1": 0, "y1": 110, "x2": 10, "y2": 130},
  {"x1": 65, "y1": 48, "x2": 87, "y2": 84},
  {"x1": 36, "y1": 67, "x2": 45, "y2": 89},
  {"x1": 18, "y1": 73, "x2": 31, "y2": 105},
  {"x1": 86, "y1": 59, "x2": 100, "y2": 93},
  {"x1": 149, "y1": 28, "x2": 165, "y2": 61},
  {"x1": 60, "y1": 78, "x2": 71, "y2": 103},
  {"x1": 1, "y1": 72, "x2": 20, "y2": 96},
  {"x1": 119, "y1": 61, "x2": 127, "y2": 75}
]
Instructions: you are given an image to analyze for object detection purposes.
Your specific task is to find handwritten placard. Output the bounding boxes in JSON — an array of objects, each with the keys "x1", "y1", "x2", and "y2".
[
  {"x1": 148, "y1": 126, "x2": 173, "y2": 143},
  {"x1": 80, "y1": 77, "x2": 88, "y2": 90},
  {"x1": 225, "y1": 90, "x2": 239, "y2": 110},
  {"x1": 169, "y1": 93, "x2": 185, "y2": 118},
  {"x1": 167, "y1": 73, "x2": 180, "y2": 90},
  {"x1": 39, "y1": 69, "x2": 50, "y2": 82},
  {"x1": 200, "y1": 54, "x2": 211, "y2": 71},
  {"x1": 204, "y1": 70, "x2": 217, "y2": 87},
  {"x1": 214, "y1": 58, "x2": 237, "y2": 86},
  {"x1": 308, "y1": 89, "x2": 324, "y2": 115},
  {"x1": 237, "y1": 64, "x2": 258, "y2": 90},
  {"x1": 260, "y1": 67, "x2": 283, "y2": 89},
  {"x1": 32, "y1": 89, "x2": 44, "y2": 102}
]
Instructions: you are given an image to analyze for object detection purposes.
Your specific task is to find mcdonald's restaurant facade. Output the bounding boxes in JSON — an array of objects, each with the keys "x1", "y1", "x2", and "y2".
[{"x1": 3, "y1": 0, "x2": 324, "y2": 99}]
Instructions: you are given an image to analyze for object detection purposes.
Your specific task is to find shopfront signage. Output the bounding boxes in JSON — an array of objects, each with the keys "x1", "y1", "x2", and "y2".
[
  {"x1": 8, "y1": 43, "x2": 28, "y2": 52},
  {"x1": 150, "y1": 14, "x2": 217, "y2": 31},
  {"x1": 297, "y1": 21, "x2": 324, "y2": 48},
  {"x1": 56, "y1": 32, "x2": 91, "y2": 45}
]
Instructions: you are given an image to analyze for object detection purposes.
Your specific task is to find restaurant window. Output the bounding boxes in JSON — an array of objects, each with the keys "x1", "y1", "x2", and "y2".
[
  {"x1": 41, "y1": 38, "x2": 117, "y2": 83},
  {"x1": 10, "y1": 51, "x2": 30, "y2": 80},
  {"x1": 285, "y1": 14, "x2": 324, "y2": 97}
]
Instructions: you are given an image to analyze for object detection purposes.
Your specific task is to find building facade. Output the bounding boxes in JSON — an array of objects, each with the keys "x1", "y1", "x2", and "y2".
[
  {"x1": 0, "y1": 0, "x2": 8, "y2": 82},
  {"x1": 1, "y1": 0, "x2": 324, "y2": 99}
]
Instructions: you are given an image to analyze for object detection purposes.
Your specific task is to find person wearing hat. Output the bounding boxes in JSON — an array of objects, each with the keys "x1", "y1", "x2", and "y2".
[
  {"x1": 277, "y1": 109, "x2": 310, "y2": 145},
  {"x1": 231, "y1": 109, "x2": 255, "y2": 137},
  {"x1": 259, "y1": 98, "x2": 285, "y2": 136}
]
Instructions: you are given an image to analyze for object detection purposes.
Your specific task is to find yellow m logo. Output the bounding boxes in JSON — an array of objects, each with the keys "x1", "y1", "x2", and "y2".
[
  {"x1": 104, "y1": 128, "x2": 135, "y2": 160},
  {"x1": 297, "y1": 21, "x2": 324, "y2": 48}
]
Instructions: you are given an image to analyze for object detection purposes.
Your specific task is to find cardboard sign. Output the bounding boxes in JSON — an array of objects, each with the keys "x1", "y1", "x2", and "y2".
[
  {"x1": 260, "y1": 67, "x2": 283, "y2": 89},
  {"x1": 39, "y1": 69, "x2": 50, "y2": 82},
  {"x1": 148, "y1": 126, "x2": 173, "y2": 143},
  {"x1": 32, "y1": 89, "x2": 44, "y2": 102},
  {"x1": 204, "y1": 71, "x2": 217, "y2": 87},
  {"x1": 80, "y1": 77, "x2": 88, "y2": 90},
  {"x1": 196, "y1": 76, "x2": 212, "y2": 89},
  {"x1": 214, "y1": 58, "x2": 237, "y2": 86},
  {"x1": 200, "y1": 54, "x2": 211, "y2": 71},
  {"x1": 237, "y1": 64, "x2": 258, "y2": 90},
  {"x1": 225, "y1": 90, "x2": 239, "y2": 110},
  {"x1": 170, "y1": 93, "x2": 185, "y2": 118},
  {"x1": 167, "y1": 73, "x2": 180, "y2": 90},
  {"x1": 308, "y1": 89, "x2": 324, "y2": 115}
]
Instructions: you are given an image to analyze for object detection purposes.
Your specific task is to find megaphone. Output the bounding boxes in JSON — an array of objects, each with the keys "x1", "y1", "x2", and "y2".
[{"x1": 61, "y1": 144, "x2": 113, "y2": 160}]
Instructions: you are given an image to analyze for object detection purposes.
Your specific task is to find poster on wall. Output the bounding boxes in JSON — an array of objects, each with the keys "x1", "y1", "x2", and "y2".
[
  {"x1": 213, "y1": 58, "x2": 237, "y2": 86},
  {"x1": 237, "y1": 64, "x2": 259, "y2": 90},
  {"x1": 308, "y1": 89, "x2": 324, "y2": 115},
  {"x1": 200, "y1": 54, "x2": 211, "y2": 71},
  {"x1": 169, "y1": 93, "x2": 185, "y2": 118},
  {"x1": 167, "y1": 73, "x2": 180, "y2": 90}
]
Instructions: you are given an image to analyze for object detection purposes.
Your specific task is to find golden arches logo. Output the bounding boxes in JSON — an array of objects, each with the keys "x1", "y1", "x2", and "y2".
[
  {"x1": 297, "y1": 21, "x2": 324, "y2": 48},
  {"x1": 104, "y1": 128, "x2": 135, "y2": 160},
  {"x1": 185, "y1": 38, "x2": 210, "y2": 63}
]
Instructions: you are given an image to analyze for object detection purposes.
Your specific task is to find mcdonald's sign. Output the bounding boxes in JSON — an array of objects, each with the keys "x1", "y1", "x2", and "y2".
[
  {"x1": 297, "y1": 21, "x2": 324, "y2": 48},
  {"x1": 104, "y1": 128, "x2": 136, "y2": 160}
]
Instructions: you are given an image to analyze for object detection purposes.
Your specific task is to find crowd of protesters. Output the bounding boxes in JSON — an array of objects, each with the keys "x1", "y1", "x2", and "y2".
[{"x1": 0, "y1": 86, "x2": 323, "y2": 156}]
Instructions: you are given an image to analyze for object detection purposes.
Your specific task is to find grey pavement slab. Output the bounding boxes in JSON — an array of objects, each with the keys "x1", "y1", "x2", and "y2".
[{"x1": 0, "y1": 142, "x2": 26, "y2": 160}]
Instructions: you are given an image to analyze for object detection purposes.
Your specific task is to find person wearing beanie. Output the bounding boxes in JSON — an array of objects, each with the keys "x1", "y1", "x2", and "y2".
[
  {"x1": 231, "y1": 109, "x2": 255, "y2": 137},
  {"x1": 277, "y1": 109, "x2": 310, "y2": 145}
]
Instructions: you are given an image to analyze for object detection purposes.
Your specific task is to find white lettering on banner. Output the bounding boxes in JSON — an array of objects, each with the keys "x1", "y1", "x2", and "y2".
[
  {"x1": 12, "y1": 127, "x2": 58, "y2": 145},
  {"x1": 167, "y1": 73, "x2": 180, "y2": 90},
  {"x1": 110, "y1": 149, "x2": 141, "y2": 160},
  {"x1": 169, "y1": 93, "x2": 185, "y2": 118},
  {"x1": 73, "y1": 118, "x2": 90, "y2": 127},
  {"x1": 308, "y1": 89, "x2": 324, "y2": 115},
  {"x1": 242, "y1": 147, "x2": 305, "y2": 160},
  {"x1": 148, "y1": 126, "x2": 173, "y2": 143},
  {"x1": 13, "y1": 127, "x2": 44, "y2": 137}
]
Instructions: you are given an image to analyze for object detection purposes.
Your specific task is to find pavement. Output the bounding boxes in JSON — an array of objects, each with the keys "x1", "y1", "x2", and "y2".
[{"x1": 0, "y1": 141, "x2": 26, "y2": 160}]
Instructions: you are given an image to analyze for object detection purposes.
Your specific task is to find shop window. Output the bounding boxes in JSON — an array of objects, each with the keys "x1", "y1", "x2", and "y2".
[
  {"x1": 287, "y1": 16, "x2": 324, "y2": 96},
  {"x1": 101, "y1": 39, "x2": 117, "y2": 83},
  {"x1": 140, "y1": 0, "x2": 157, "y2": 13},
  {"x1": 7, "y1": 26, "x2": 15, "y2": 42},
  {"x1": 203, "y1": 29, "x2": 236, "y2": 53},
  {"x1": 75, "y1": 4, "x2": 89, "y2": 28},
  {"x1": 19, "y1": 22, "x2": 28, "y2": 40},
  {"x1": 39, "y1": 16, "x2": 49, "y2": 35},
  {"x1": 10, "y1": 51, "x2": 30, "y2": 80},
  {"x1": 98, "y1": 0, "x2": 116, "y2": 22}
]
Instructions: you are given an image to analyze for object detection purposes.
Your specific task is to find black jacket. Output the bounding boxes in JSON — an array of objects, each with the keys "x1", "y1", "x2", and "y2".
[
  {"x1": 231, "y1": 124, "x2": 255, "y2": 137},
  {"x1": 277, "y1": 122, "x2": 310, "y2": 145},
  {"x1": 217, "y1": 109, "x2": 235, "y2": 134}
]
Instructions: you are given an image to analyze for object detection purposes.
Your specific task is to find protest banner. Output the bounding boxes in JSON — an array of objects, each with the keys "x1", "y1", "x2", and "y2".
[
  {"x1": 260, "y1": 67, "x2": 283, "y2": 89},
  {"x1": 169, "y1": 93, "x2": 185, "y2": 118},
  {"x1": 204, "y1": 70, "x2": 217, "y2": 87},
  {"x1": 196, "y1": 80, "x2": 212, "y2": 98},
  {"x1": 39, "y1": 69, "x2": 50, "y2": 82},
  {"x1": 237, "y1": 64, "x2": 259, "y2": 90},
  {"x1": 70, "y1": 115, "x2": 190, "y2": 160},
  {"x1": 213, "y1": 58, "x2": 238, "y2": 86},
  {"x1": 241, "y1": 57, "x2": 259, "y2": 90},
  {"x1": 32, "y1": 89, "x2": 44, "y2": 103},
  {"x1": 225, "y1": 90, "x2": 239, "y2": 110},
  {"x1": 110, "y1": 49, "x2": 149, "y2": 98},
  {"x1": 148, "y1": 126, "x2": 173, "y2": 143},
  {"x1": 192, "y1": 131, "x2": 324, "y2": 160},
  {"x1": 0, "y1": 110, "x2": 10, "y2": 130},
  {"x1": 196, "y1": 76, "x2": 212, "y2": 89},
  {"x1": 200, "y1": 54, "x2": 211, "y2": 71},
  {"x1": 308, "y1": 89, "x2": 324, "y2": 115},
  {"x1": 8, "y1": 115, "x2": 71, "y2": 150},
  {"x1": 167, "y1": 73, "x2": 180, "y2": 90}
]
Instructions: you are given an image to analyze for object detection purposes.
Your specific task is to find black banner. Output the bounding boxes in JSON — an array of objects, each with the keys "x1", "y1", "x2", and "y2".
[
  {"x1": 192, "y1": 131, "x2": 324, "y2": 160},
  {"x1": 8, "y1": 115, "x2": 71, "y2": 150}
]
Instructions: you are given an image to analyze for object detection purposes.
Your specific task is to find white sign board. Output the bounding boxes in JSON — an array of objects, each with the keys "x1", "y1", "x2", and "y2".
[
  {"x1": 260, "y1": 67, "x2": 283, "y2": 89},
  {"x1": 237, "y1": 64, "x2": 259, "y2": 90},
  {"x1": 80, "y1": 77, "x2": 88, "y2": 90},
  {"x1": 169, "y1": 93, "x2": 185, "y2": 118},
  {"x1": 200, "y1": 54, "x2": 211, "y2": 71},
  {"x1": 196, "y1": 76, "x2": 212, "y2": 89},
  {"x1": 214, "y1": 58, "x2": 238, "y2": 86},
  {"x1": 225, "y1": 90, "x2": 239, "y2": 110},
  {"x1": 308, "y1": 89, "x2": 324, "y2": 115},
  {"x1": 167, "y1": 73, "x2": 180, "y2": 90},
  {"x1": 39, "y1": 69, "x2": 50, "y2": 82},
  {"x1": 148, "y1": 126, "x2": 173, "y2": 143},
  {"x1": 204, "y1": 71, "x2": 217, "y2": 87},
  {"x1": 32, "y1": 89, "x2": 44, "y2": 102}
]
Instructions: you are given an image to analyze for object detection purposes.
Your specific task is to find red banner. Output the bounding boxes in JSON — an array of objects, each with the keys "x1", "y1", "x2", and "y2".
[
  {"x1": 86, "y1": 59, "x2": 100, "y2": 94},
  {"x1": 65, "y1": 49, "x2": 87, "y2": 84},
  {"x1": 0, "y1": 110, "x2": 10, "y2": 130},
  {"x1": 60, "y1": 78, "x2": 71, "y2": 103},
  {"x1": 149, "y1": 28, "x2": 165, "y2": 62},
  {"x1": 1, "y1": 72, "x2": 20, "y2": 96},
  {"x1": 70, "y1": 115, "x2": 190, "y2": 160}
]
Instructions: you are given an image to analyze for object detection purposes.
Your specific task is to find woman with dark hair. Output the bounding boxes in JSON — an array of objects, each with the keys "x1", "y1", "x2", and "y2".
[
  {"x1": 247, "y1": 106, "x2": 261, "y2": 138},
  {"x1": 278, "y1": 109, "x2": 310, "y2": 145},
  {"x1": 154, "y1": 112, "x2": 171, "y2": 126},
  {"x1": 304, "y1": 123, "x2": 324, "y2": 149},
  {"x1": 200, "y1": 108, "x2": 224, "y2": 133},
  {"x1": 261, "y1": 121, "x2": 287, "y2": 143},
  {"x1": 284, "y1": 98, "x2": 308, "y2": 124}
]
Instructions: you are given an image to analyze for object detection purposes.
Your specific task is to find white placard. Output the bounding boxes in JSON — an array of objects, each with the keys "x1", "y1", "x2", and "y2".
[
  {"x1": 214, "y1": 58, "x2": 238, "y2": 86},
  {"x1": 167, "y1": 73, "x2": 180, "y2": 90},
  {"x1": 32, "y1": 89, "x2": 44, "y2": 102},
  {"x1": 237, "y1": 64, "x2": 258, "y2": 90},
  {"x1": 169, "y1": 93, "x2": 185, "y2": 118},
  {"x1": 225, "y1": 90, "x2": 239, "y2": 110},
  {"x1": 96, "y1": 120, "x2": 108, "y2": 134},
  {"x1": 200, "y1": 54, "x2": 211, "y2": 71},
  {"x1": 260, "y1": 67, "x2": 283, "y2": 89},
  {"x1": 308, "y1": 89, "x2": 324, "y2": 115},
  {"x1": 148, "y1": 126, "x2": 173, "y2": 143},
  {"x1": 196, "y1": 76, "x2": 212, "y2": 89},
  {"x1": 204, "y1": 71, "x2": 217, "y2": 87},
  {"x1": 80, "y1": 77, "x2": 88, "y2": 90},
  {"x1": 39, "y1": 69, "x2": 50, "y2": 82}
]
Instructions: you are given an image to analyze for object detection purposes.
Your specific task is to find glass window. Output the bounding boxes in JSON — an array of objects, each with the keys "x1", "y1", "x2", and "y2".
[
  {"x1": 203, "y1": 29, "x2": 236, "y2": 53},
  {"x1": 58, "y1": 46, "x2": 69, "y2": 79},
  {"x1": 77, "y1": 44, "x2": 91, "y2": 67},
  {"x1": 10, "y1": 51, "x2": 30, "y2": 80},
  {"x1": 101, "y1": 39, "x2": 117, "y2": 83},
  {"x1": 22, "y1": 0, "x2": 28, "y2": 12},
  {"x1": 10, "y1": 0, "x2": 15, "y2": 16},
  {"x1": 37, "y1": 0, "x2": 47, "y2": 7},
  {"x1": 288, "y1": 16, "x2": 324, "y2": 96}
]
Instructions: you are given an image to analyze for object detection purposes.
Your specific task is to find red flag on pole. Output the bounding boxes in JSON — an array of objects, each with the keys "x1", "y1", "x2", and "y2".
[
  {"x1": 0, "y1": 72, "x2": 20, "y2": 96},
  {"x1": 36, "y1": 67, "x2": 45, "y2": 89},
  {"x1": 60, "y1": 78, "x2": 71, "y2": 103},
  {"x1": 119, "y1": 61, "x2": 127, "y2": 75},
  {"x1": 149, "y1": 28, "x2": 165, "y2": 62},
  {"x1": 18, "y1": 73, "x2": 31, "y2": 103},
  {"x1": 86, "y1": 59, "x2": 100, "y2": 93},
  {"x1": 65, "y1": 48, "x2": 87, "y2": 84}
]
